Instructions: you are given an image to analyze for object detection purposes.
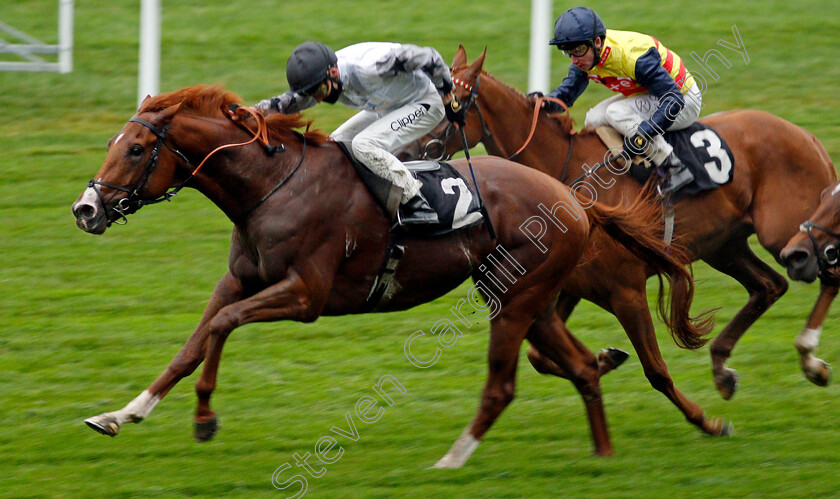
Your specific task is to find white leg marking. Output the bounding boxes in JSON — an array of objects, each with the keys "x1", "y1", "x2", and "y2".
[
  {"x1": 111, "y1": 390, "x2": 161, "y2": 424},
  {"x1": 432, "y1": 426, "x2": 480, "y2": 469},
  {"x1": 795, "y1": 327, "x2": 822, "y2": 355}
]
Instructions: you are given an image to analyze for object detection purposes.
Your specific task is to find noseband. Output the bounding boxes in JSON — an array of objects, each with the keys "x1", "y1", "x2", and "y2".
[
  {"x1": 88, "y1": 117, "x2": 193, "y2": 225},
  {"x1": 86, "y1": 107, "x2": 277, "y2": 226},
  {"x1": 800, "y1": 220, "x2": 840, "y2": 271}
]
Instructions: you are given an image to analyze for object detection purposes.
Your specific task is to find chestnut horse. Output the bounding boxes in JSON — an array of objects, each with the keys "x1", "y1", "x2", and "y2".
[
  {"x1": 71, "y1": 85, "x2": 704, "y2": 466},
  {"x1": 780, "y1": 182, "x2": 840, "y2": 383},
  {"x1": 402, "y1": 46, "x2": 837, "y2": 395}
]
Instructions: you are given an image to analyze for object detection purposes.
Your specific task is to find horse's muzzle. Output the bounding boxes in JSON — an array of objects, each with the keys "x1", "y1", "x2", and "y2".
[
  {"x1": 72, "y1": 188, "x2": 108, "y2": 234},
  {"x1": 780, "y1": 245, "x2": 818, "y2": 283}
]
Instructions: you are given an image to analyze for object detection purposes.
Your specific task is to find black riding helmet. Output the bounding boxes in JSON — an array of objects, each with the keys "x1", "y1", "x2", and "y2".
[
  {"x1": 549, "y1": 7, "x2": 606, "y2": 68},
  {"x1": 286, "y1": 41, "x2": 338, "y2": 96}
]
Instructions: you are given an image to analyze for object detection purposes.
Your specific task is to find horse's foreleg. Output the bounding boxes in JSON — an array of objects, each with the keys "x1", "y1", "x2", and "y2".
[
  {"x1": 85, "y1": 272, "x2": 245, "y2": 437},
  {"x1": 193, "y1": 273, "x2": 316, "y2": 443},
  {"x1": 433, "y1": 314, "x2": 527, "y2": 469},
  {"x1": 795, "y1": 280, "x2": 837, "y2": 386},
  {"x1": 704, "y1": 243, "x2": 788, "y2": 399}
]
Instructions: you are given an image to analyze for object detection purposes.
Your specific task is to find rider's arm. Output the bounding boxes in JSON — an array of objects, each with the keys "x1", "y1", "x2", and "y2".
[
  {"x1": 547, "y1": 64, "x2": 589, "y2": 108},
  {"x1": 254, "y1": 90, "x2": 317, "y2": 115},
  {"x1": 634, "y1": 48, "x2": 685, "y2": 137},
  {"x1": 374, "y1": 44, "x2": 454, "y2": 95}
]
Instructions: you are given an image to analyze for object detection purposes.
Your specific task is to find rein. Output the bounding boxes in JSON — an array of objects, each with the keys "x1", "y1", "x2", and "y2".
[
  {"x1": 88, "y1": 106, "x2": 282, "y2": 225},
  {"x1": 427, "y1": 75, "x2": 576, "y2": 183},
  {"x1": 800, "y1": 220, "x2": 840, "y2": 271},
  {"x1": 423, "y1": 76, "x2": 489, "y2": 161}
]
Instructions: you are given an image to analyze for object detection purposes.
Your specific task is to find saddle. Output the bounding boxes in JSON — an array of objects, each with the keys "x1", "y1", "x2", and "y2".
[
  {"x1": 335, "y1": 141, "x2": 483, "y2": 236},
  {"x1": 335, "y1": 141, "x2": 485, "y2": 312},
  {"x1": 595, "y1": 122, "x2": 735, "y2": 197}
]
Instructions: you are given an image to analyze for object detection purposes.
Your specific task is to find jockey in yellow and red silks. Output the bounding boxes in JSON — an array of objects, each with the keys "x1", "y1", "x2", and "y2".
[{"x1": 542, "y1": 7, "x2": 702, "y2": 170}]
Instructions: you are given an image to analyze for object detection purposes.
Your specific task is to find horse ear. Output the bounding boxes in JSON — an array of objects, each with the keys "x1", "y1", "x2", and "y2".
[
  {"x1": 465, "y1": 47, "x2": 487, "y2": 79},
  {"x1": 136, "y1": 95, "x2": 152, "y2": 112},
  {"x1": 452, "y1": 44, "x2": 467, "y2": 68},
  {"x1": 158, "y1": 102, "x2": 182, "y2": 123},
  {"x1": 221, "y1": 103, "x2": 241, "y2": 122}
]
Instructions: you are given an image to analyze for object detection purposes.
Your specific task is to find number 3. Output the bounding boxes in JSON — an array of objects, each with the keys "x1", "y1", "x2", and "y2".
[{"x1": 690, "y1": 129, "x2": 732, "y2": 184}]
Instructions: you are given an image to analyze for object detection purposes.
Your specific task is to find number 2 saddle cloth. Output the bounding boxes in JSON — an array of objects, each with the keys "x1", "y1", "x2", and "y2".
[{"x1": 336, "y1": 141, "x2": 484, "y2": 236}]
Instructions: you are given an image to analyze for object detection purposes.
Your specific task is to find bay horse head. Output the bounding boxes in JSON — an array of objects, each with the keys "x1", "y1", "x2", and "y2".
[
  {"x1": 398, "y1": 45, "x2": 575, "y2": 167},
  {"x1": 781, "y1": 182, "x2": 840, "y2": 282}
]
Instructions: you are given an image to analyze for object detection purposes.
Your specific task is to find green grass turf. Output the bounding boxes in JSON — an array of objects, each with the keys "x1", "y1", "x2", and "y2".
[{"x1": 1, "y1": 1, "x2": 839, "y2": 497}]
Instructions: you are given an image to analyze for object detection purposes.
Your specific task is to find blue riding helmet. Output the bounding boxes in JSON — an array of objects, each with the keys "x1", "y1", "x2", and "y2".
[
  {"x1": 286, "y1": 41, "x2": 338, "y2": 95},
  {"x1": 548, "y1": 7, "x2": 606, "y2": 50}
]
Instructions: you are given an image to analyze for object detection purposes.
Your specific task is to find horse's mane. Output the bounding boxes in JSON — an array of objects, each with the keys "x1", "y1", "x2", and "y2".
[
  {"x1": 454, "y1": 67, "x2": 578, "y2": 135},
  {"x1": 138, "y1": 84, "x2": 330, "y2": 145}
]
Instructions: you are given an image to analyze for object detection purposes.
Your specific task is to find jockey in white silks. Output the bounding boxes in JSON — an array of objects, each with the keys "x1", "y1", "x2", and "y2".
[{"x1": 255, "y1": 41, "x2": 467, "y2": 224}]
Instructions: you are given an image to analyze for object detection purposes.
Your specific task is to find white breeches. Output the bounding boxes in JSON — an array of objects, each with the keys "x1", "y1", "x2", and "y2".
[
  {"x1": 331, "y1": 86, "x2": 444, "y2": 203},
  {"x1": 585, "y1": 83, "x2": 703, "y2": 166}
]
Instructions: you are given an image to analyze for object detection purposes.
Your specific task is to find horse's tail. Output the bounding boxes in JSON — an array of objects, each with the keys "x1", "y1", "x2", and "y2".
[{"x1": 584, "y1": 187, "x2": 715, "y2": 350}]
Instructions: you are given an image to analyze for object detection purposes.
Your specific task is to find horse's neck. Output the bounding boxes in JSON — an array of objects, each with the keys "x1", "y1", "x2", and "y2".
[
  {"x1": 477, "y1": 80, "x2": 620, "y2": 189},
  {"x1": 478, "y1": 80, "x2": 575, "y2": 177},
  {"x1": 171, "y1": 117, "x2": 324, "y2": 223}
]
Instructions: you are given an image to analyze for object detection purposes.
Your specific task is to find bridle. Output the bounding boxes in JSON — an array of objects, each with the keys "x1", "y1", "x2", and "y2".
[
  {"x1": 88, "y1": 117, "x2": 192, "y2": 225},
  {"x1": 422, "y1": 73, "x2": 575, "y2": 183},
  {"x1": 86, "y1": 106, "x2": 287, "y2": 226},
  {"x1": 800, "y1": 220, "x2": 840, "y2": 271},
  {"x1": 422, "y1": 75, "x2": 490, "y2": 161}
]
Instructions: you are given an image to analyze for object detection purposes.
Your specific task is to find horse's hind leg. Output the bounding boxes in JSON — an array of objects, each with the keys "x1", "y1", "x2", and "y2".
[
  {"x1": 609, "y1": 288, "x2": 733, "y2": 436},
  {"x1": 527, "y1": 292, "x2": 629, "y2": 378},
  {"x1": 84, "y1": 272, "x2": 244, "y2": 437},
  {"x1": 526, "y1": 308, "x2": 613, "y2": 456},
  {"x1": 794, "y1": 280, "x2": 836, "y2": 386}
]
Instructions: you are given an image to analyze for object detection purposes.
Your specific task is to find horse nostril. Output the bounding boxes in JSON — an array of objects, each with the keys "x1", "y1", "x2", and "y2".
[
  {"x1": 75, "y1": 203, "x2": 96, "y2": 220},
  {"x1": 783, "y1": 249, "x2": 810, "y2": 268}
]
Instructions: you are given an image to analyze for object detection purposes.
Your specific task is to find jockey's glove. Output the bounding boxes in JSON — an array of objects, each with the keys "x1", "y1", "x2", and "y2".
[
  {"x1": 622, "y1": 132, "x2": 651, "y2": 158},
  {"x1": 445, "y1": 98, "x2": 467, "y2": 127}
]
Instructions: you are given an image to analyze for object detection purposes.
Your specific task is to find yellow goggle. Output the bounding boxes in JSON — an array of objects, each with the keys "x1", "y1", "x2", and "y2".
[{"x1": 562, "y1": 44, "x2": 591, "y2": 58}]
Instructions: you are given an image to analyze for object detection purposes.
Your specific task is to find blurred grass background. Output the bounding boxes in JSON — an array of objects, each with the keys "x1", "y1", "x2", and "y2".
[{"x1": 1, "y1": 1, "x2": 838, "y2": 497}]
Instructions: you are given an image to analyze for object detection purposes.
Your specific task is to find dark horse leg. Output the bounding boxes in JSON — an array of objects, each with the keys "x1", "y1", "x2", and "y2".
[
  {"x1": 526, "y1": 306, "x2": 612, "y2": 456},
  {"x1": 193, "y1": 273, "x2": 315, "y2": 442},
  {"x1": 527, "y1": 292, "x2": 629, "y2": 377},
  {"x1": 84, "y1": 272, "x2": 245, "y2": 436},
  {"x1": 705, "y1": 237, "x2": 789, "y2": 400}
]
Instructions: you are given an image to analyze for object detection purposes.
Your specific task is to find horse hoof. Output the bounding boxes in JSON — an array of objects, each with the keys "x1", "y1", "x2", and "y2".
[
  {"x1": 803, "y1": 360, "x2": 831, "y2": 387},
  {"x1": 709, "y1": 418, "x2": 734, "y2": 437},
  {"x1": 85, "y1": 415, "x2": 120, "y2": 437},
  {"x1": 431, "y1": 454, "x2": 464, "y2": 469},
  {"x1": 598, "y1": 347, "x2": 630, "y2": 373},
  {"x1": 714, "y1": 368, "x2": 739, "y2": 400},
  {"x1": 194, "y1": 416, "x2": 218, "y2": 443}
]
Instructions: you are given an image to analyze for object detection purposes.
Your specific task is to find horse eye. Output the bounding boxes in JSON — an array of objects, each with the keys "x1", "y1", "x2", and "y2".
[{"x1": 129, "y1": 144, "x2": 144, "y2": 157}]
